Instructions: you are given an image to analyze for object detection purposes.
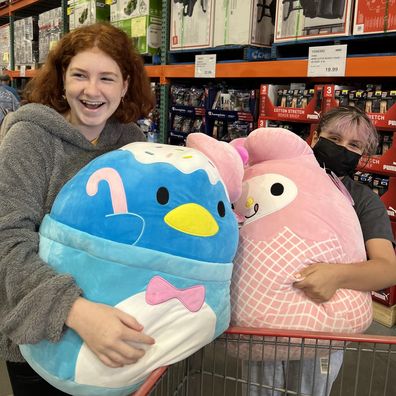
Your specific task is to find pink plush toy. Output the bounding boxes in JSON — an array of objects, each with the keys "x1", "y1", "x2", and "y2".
[{"x1": 230, "y1": 128, "x2": 372, "y2": 358}]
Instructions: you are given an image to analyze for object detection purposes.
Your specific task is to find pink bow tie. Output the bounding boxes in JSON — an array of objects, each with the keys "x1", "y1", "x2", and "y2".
[{"x1": 145, "y1": 276, "x2": 205, "y2": 312}]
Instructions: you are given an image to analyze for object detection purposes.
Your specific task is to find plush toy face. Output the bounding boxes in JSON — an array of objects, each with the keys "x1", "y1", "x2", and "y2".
[
  {"x1": 230, "y1": 128, "x2": 372, "y2": 359},
  {"x1": 51, "y1": 141, "x2": 238, "y2": 263},
  {"x1": 20, "y1": 135, "x2": 244, "y2": 396}
]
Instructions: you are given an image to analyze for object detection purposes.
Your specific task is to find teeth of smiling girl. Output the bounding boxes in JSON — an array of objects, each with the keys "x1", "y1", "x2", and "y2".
[{"x1": 81, "y1": 100, "x2": 104, "y2": 106}]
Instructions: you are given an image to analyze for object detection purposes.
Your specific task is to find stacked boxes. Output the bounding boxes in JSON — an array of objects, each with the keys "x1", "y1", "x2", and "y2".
[
  {"x1": 14, "y1": 17, "x2": 39, "y2": 67},
  {"x1": 274, "y1": 0, "x2": 354, "y2": 42},
  {"x1": 38, "y1": 7, "x2": 63, "y2": 63},
  {"x1": 170, "y1": 0, "x2": 274, "y2": 50},
  {"x1": 0, "y1": 24, "x2": 10, "y2": 69},
  {"x1": 68, "y1": 0, "x2": 110, "y2": 31},
  {"x1": 111, "y1": 0, "x2": 161, "y2": 55}
]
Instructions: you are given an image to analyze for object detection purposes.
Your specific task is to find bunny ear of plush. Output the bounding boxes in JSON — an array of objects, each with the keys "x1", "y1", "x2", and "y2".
[
  {"x1": 186, "y1": 133, "x2": 244, "y2": 203},
  {"x1": 245, "y1": 128, "x2": 313, "y2": 166}
]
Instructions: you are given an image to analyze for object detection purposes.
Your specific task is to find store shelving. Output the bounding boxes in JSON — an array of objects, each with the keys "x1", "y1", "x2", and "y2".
[
  {"x1": 0, "y1": 0, "x2": 63, "y2": 19},
  {"x1": 6, "y1": 55, "x2": 396, "y2": 81}
]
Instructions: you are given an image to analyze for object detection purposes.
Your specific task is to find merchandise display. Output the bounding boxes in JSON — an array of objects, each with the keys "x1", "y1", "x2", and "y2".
[
  {"x1": 170, "y1": 0, "x2": 214, "y2": 50},
  {"x1": 353, "y1": 0, "x2": 396, "y2": 35},
  {"x1": 111, "y1": 0, "x2": 162, "y2": 56},
  {"x1": 0, "y1": 24, "x2": 9, "y2": 69},
  {"x1": 68, "y1": 0, "x2": 110, "y2": 31},
  {"x1": 19, "y1": 136, "x2": 244, "y2": 396},
  {"x1": 14, "y1": 16, "x2": 39, "y2": 67},
  {"x1": 274, "y1": 0, "x2": 354, "y2": 42}
]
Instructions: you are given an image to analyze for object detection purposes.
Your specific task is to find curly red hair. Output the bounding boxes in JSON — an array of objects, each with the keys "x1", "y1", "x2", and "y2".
[{"x1": 24, "y1": 23, "x2": 155, "y2": 123}]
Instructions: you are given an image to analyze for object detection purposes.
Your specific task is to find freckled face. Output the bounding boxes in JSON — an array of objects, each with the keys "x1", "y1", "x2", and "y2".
[{"x1": 63, "y1": 47, "x2": 128, "y2": 140}]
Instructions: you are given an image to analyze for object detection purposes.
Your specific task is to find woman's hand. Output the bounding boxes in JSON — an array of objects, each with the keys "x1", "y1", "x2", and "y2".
[
  {"x1": 66, "y1": 297, "x2": 155, "y2": 368},
  {"x1": 293, "y1": 263, "x2": 341, "y2": 303}
]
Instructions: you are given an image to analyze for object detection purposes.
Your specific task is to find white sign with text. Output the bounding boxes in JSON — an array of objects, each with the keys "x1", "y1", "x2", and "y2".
[
  {"x1": 195, "y1": 54, "x2": 216, "y2": 78},
  {"x1": 308, "y1": 45, "x2": 347, "y2": 77}
]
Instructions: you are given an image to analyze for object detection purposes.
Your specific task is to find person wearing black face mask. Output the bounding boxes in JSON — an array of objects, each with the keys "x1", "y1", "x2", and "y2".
[
  {"x1": 290, "y1": 106, "x2": 396, "y2": 396},
  {"x1": 312, "y1": 136, "x2": 362, "y2": 177}
]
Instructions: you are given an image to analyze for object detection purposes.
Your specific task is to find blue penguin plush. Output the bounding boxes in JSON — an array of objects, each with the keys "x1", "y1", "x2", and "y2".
[{"x1": 19, "y1": 133, "x2": 244, "y2": 396}]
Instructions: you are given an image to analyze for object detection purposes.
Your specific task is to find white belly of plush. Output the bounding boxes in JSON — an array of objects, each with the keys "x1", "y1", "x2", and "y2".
[{"x1": 74, "y1": 291, "x2": 216, "y2": 388}]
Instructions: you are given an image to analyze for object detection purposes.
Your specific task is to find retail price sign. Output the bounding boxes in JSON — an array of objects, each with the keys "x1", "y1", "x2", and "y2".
[
  {"x1": 307, "y1": 45, "x2": 347, "y2": 77},
  {"x1": 195, "y1": 54, "x2": 216, "y2": 78}
]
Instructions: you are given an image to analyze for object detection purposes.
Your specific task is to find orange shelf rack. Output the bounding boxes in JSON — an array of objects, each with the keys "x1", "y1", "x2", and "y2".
[
  {"x1": 7, "y1": 56, "x2": 396, "y2": 82},
  {"x1": 0, "y1": 0, "x2": 44, "y2": 17}
]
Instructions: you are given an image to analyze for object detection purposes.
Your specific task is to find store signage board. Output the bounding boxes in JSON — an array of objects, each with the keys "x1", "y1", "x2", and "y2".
[
  {"x1": 195, "y1": 54, "x2": 216, "y2": 78},
  {"x1": 307, "y1": 44, "x2": 347, "y2": 77}
]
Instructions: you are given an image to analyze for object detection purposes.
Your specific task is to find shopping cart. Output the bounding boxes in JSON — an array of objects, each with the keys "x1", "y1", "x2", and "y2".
[{"x1": 133, "y1": 326, "x2": 396, "y2": 396}]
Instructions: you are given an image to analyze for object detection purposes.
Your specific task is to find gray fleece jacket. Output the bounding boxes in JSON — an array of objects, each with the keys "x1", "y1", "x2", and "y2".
[{"x1": 0, "y1": 103, "x2": 146, "y2": 362}]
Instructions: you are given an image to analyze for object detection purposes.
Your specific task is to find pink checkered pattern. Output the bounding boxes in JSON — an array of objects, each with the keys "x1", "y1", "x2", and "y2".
[{"x1": 231, "y1": 227, "x2": 373, "y2": 333}]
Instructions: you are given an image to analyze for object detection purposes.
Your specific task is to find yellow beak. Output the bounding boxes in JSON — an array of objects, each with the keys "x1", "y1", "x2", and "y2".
[{"x1": 164, "y1": 203, "x2": 219, "y2": 237}]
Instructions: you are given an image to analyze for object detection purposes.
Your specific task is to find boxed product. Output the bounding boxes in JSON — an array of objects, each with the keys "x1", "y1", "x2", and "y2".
[
  {"x1": 0, "y1": 24, "x2": 10, "y2": 69},
  {"x1": 68, "y1": 0, "x2": 110, "y2": 31},
  {"x1": 258, "y1": 83, "x2": 324, "y2": 122},
  {"x1": 38, "y1": 7, "x2": 63, "y2": 63},
  {"x1": 112, "y1": 15, "x2": 161, "y2": 55},
  {"x1": 170, "y1": 0, "x2": 215, "y2": 50},
  {"x1": 213, "y1": 0, "x2": 273, "y2": 47},
  {"x1": 110, "y1": 0, "x2": 161, "y2": 22},
  {"x1": 274, "y1": 0, "x2": 354, "y2": 42},
  {"x1": 353, "y1": 0, "x2": 396, "y2": 35},
  {"x1": 14, "y1": 16, "x2": 39, "y2": 66}
]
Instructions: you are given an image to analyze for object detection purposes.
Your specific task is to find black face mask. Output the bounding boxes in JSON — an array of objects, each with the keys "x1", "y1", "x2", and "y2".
[{"x1": 312, "y1": 137, "x2": 362, "y2": 177}]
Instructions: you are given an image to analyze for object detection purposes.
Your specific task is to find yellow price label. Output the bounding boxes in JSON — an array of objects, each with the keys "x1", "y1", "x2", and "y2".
[{"x1": 2, "y1": 52, "x2": 9, "y2": 62}]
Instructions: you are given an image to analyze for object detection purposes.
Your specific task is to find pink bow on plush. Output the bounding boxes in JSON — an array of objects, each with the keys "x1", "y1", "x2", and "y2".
[{"x1": 145, "y1": 276, "x2": 205, "y2": 312}]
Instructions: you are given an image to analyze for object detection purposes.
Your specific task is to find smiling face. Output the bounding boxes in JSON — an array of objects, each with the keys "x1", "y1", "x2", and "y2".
[{"x1": 63, "y1": 47, "x2": 128, "y2": 141}]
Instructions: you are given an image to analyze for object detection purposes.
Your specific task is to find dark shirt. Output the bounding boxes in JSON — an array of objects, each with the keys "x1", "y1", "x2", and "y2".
[{"x1": 342, "y1": 175, "x2": 394, "y2": 244}]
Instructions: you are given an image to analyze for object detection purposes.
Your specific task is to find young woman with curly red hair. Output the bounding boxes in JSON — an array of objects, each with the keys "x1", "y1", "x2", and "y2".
[{"x1": 0, "y1": 23, "x2": 155, "y2": 395}]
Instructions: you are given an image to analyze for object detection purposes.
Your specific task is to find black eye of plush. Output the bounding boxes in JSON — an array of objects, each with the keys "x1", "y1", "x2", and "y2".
[
  {"x1": 270, "y1": 183, "x2": 284, "y2": 196},
  {"x1": 217, "y1": 201, "x2": 225, "y2": 217},
  {"x1": 156, "y1": 187, "x2": 169, "y2": 205}
]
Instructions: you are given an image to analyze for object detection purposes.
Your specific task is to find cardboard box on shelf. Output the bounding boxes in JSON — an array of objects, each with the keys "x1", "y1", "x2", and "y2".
[
  {"x1": 112, "y1": 15, "x2": 161, "y2": 55},
  {"x1": 14, "y1": 16, "x2": 39, "y2": 67},
  {"x1": 274, "y1": 0, "x2": 354, "y2": 42},
  {"x1": 353, "y1": 0, "x2": 396, "y2": 35},
  {"x1": 170, "y1": 0, "x2": 215, "y2": 50},
  {"x1": 213, "y1": 0, "x2": 274, "y2": 47},
  {"x1": 258, "y1": 83, "x2": 324, "y2": 122},
  {"x1": 68, "y1": 0, "x2": 110, "y2": 30},
  {"x1": 110, "y1": 0, "x2": 161, "y2": 22},
  {"x1": 0, "y1": 24, "x2": 10, "y2": 69}
]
